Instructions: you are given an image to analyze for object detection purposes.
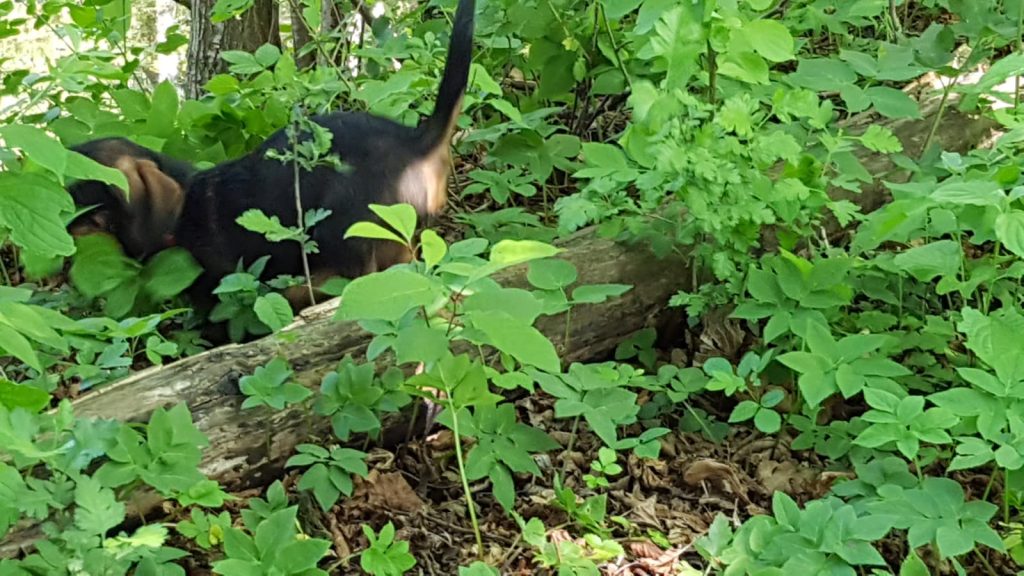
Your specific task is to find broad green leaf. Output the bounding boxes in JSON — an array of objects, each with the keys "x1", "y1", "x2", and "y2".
[
  {"x1": 420, "y1": 229, "x2": 447, "y2": 268},
  {"x1": 0, "y1": 380, "x2": 50, "y2": 412},
  {"x1": 65, "y1": 151, "x2": 129, "y2": 191},
  {"x1": 893, "y1": 240, "x2": 961, "y2": 281},
  {"x1": 932, "y1": 180, "x2": 1005, "y2": 206},
  {"x1": 463, "y1": 287, "x2": 544, "y2": 324},
  {"x1": 489, "y1": 240, "x2": 561, "y2": 267},
  {"x1": 339, "y1": 269, "x2": 445, "y2": 322},
  {"x1": 344, "y1": 221, "x2": 405, "y2": 244},
  {"x1": 254, "y1": 293, "x2": 294, "y2": 332},
  {"x1": 0, "y1": 324, "x2": 41, "y2": 372},
  {"x1": 0, "y1": 125, "x2": 67, "y2": 180},
  {"x1": 368, "y1": 204, "x2": 417, "y2": 244},
  {"x1": 601, "y1": 0, "x2": 642, "y2": 20},
  {"x1": 580, "y1": 142, "x2": 629, "y2": 168},
  {"x1": 393, "y1": 324, "x2": 449, "y2": 365},
  {"x1": 867, "y1": 86, "x2": 921, "y2": 119},
  {"x1": 571, "y1": 284, "x2": 632, "y2": 304},
  {"x1": 642, "y1": 5, "x2": 705, "y2": 89},
  {"x1": 141, "y1": 248, "x2": 202, "y2": 301},
  {"x1": 69, "y1": 234, "x2": 140, "y2": 297},
  {"x1": 899, "y1": 553, "x2": 929, "y2": 576},
  {"x1": 718, "y1": 51, "x2": 770, "y2": 85},
  {"x1": 778, "y1": 351, "x2": 831, "y2": 374},
  {"x1": 740, "y1": 20, "x2": 794, "y2": 62},
  {"x1": 0, "y1": 173, "x2": 76, "y2": 257},
  {"x1": 996, "y1": 211, "x2": 1024, "y2": 257},
  {"x1": 0, "y1": 301, "x2": 65, "y2": 352},
  {"x1": 146, "y1": 81, "x2": 179, "y2": 138},
  {"x1": 787, "y1": 58, "x2": 857, "y2": 92},
  {"x1": 467, "y1": 311, "x2": 560, "y2": 373},
  {"x1": 527, "y1": 258, "x2": 578, "y2": 290}
]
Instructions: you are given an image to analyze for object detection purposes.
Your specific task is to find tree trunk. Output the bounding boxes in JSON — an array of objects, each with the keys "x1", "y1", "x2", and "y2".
[
  {"x1": 289, "y1": 0, "x2": 315, "y2": 70},
  {"x1": 185, "y1": 0, "x2": 281, "y2": 99}
]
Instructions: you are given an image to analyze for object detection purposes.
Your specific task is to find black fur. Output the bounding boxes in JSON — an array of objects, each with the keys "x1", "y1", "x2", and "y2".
[{"x1": 67, "y1": 0, "x2": 475, "y2": 323}]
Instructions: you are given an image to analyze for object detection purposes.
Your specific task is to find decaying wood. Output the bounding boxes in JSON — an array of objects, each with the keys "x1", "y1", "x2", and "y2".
[{"x1": 0, "y1": 88, "x2": 999, "y2": 555}]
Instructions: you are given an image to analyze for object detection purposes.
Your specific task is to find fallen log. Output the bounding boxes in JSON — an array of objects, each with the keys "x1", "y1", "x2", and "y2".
[{"x1": 0, "y1": 88, "x2": 998, "y2": 555}]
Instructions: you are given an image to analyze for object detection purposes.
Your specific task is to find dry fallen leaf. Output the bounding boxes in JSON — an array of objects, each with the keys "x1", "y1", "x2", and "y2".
[{"x1": 362, "y1": 470, "x2": 425, "y2": 513}]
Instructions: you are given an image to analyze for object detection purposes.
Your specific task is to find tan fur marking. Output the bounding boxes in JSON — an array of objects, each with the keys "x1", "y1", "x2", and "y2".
[
  {"x1": 109, "y1": 155, "x2": 187, "y2": 256},
  {"x1": 396, "y1": 94, "x2": 464, "y2": 215}
]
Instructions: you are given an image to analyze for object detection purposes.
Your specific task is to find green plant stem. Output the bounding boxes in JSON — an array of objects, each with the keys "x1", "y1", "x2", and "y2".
[
  {"x1": 560, "y1": 415, "x2": 581, "y2": 477},
  {"x1": 0, "y1": 254, "x2": 11, "y2": 286},
  {"x1": 706, "y1": 40, "x2": 717, "y2": 108},
  {"x1": 888, "y1": 0, "x2": 903, "y2": 40},
  {"x1": 919, "y1": 75, "x2": 958, "y2": 160},
  {"x1": 448, "y1": 402, "x2": 485, "y2": 558},
  {"x1": 599, "y1": 5, "x2": 632, "y2": 90},
  {"x1": 1005, "y1": 468, "x2": 1012, "y2": 525},
  {"x1": 1017, "y1": 0, "x2": 1023, "y2": 110},
  {"x1": 291, "y1": 124, "x2": 318, "y2": 307},
  {"x1": 973, "y1": 548, "x2": 999, "y2": 576}
]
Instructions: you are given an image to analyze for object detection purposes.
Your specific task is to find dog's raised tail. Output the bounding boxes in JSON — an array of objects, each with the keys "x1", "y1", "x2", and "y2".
[{"x1": 418, "y1": 0, "x2": 475, "y2": 150}]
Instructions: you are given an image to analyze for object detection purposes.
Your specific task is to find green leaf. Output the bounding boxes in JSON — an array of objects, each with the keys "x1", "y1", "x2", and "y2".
[
  {"x1": 254, "y1": 293, "x2": 294, "y2": 332},
  {"x1": 867, "y1": 86, "x2": 921, "y2": 119},
  {"x1": 996, "y1": 211, "x2": 1024, "y2": 258},
  {"x1": 932, "y1": 180, "x2": 1005, "y2": 206},
  {"x1": 787, "y1": 58, "x2": 857, "y2": 92},
  {"x1": 420, "y1": 229, "x2": 447, "y2": 269},
  {"x1": 339, "y1": 269, "x2": 445, "y2": 322},
  {"x1": 601, "y1": 0, "x2": 642, "y2": 19},
  {"x1": 65, "y1": 151, "x2": 129, "y2": 191},
  {"x1": 393, "y1": 324, "x2": 449, "y2": 365},
  {"x1": 893, "y1": 240, "x2": 961, "y2": 281},
  {"x1": 236, "y1": 210, "x2": 298, "y2": 242},
  {"x1": 580, "y1": 142, "x2": 629, "y2": 168},
  {"x1": 935, "y1": 525, "x2": 974, "y2": 558},
  {"x1": 489, "y1": 240, "x2": 561, "y2": 267},
  {"x1": 777, "y1": 351, "x2": 830, "y2": 374},
  {"x1": 0, "y1": 125, "x2": 67, "y2": 180},
  {"x1": 753, "y1": 409, "x2": 781, "y2": 433},
  {"x1": 69, "y1": 234, "x2": 140, "y2": 297},
  {"x1": 859, "y1": 125, "x2": 903, "y2": 153},
  {"x1": 467, "y1": 311, "x2": 560, "y2": 373},
  {"x1": 369, "y1": 204, "x2": 417, "y2": 244},
  {"x1": 740, "y1": 20, "x2": 794, "y2": 62},
  {"x1": 527, "y1": 259, "x2": 578, "y2": 290},
  {"x1": 344, "y1": 221, "x2": 405, "y2": 245},
  {"x1": 729, "y1": 400, "x2": 758, "y2": 422},
  {"x1": 0, "y1": 173, "x2": 76, "y2": 258},
  {"x1": 718, "y1": 51, "x2": 770, "y2": 85},
  {"x1": 571, "y1": 284, "x2": 632, "y2": 304},
  {"x1": 643, "y1": 5, "x2": 705, "y2": 90},
  {"x1": 0, "y1": 380, "x2": 50, "y2": 412},
  {"x1": 463, "y1": 287, "x2": 544, "y2": 324},
  {"x1": 146, "y1": 81, "x2": 179, "y2": 138},
  {"x1": 899, "y1": 553, "x2": 930, "y2": 576},
  {"x1": 0, "y1": 324, "x2": 41, "y2": 372},
  {"x1": 74, "y1": 476, "x2": 126, "y2": 536},
  {"x1": 141, "y1": 248, "x2": 202, "y2": 301}
]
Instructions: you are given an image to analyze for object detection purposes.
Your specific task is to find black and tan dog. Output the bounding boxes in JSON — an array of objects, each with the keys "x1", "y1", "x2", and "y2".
[{"x1": 67, "y1": 0, "x2": 474, "y2": 322}]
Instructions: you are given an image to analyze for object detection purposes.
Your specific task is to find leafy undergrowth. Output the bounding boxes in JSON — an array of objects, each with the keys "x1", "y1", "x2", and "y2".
[{"x1": 7, "y1": 0, "x2": 1024, "y2": 575}]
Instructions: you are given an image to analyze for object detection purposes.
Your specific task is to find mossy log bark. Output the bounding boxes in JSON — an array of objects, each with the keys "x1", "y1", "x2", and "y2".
[{"x1": 0, "y1": 92, "x2": 998, "y2": 555}]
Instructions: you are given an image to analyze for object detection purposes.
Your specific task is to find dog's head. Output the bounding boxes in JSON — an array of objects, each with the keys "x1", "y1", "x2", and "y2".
[{"x1": 67, "y1": 137, "x2": 194, "y2": 259}]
